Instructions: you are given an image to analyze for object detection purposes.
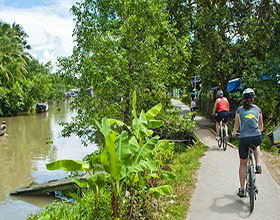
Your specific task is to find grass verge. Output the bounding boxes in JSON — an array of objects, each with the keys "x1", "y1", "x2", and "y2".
[{"x1": 153, "y1": 141, "x2": 208, "y2": 220}]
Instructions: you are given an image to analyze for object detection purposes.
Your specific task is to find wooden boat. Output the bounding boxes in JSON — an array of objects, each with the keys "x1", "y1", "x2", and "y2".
[
  {"x1": 11, "y1": 174, "x2": 89, "y2": 196},
  {"x1": 36, "y1": 103, "x2": 48, "y2": 113}
]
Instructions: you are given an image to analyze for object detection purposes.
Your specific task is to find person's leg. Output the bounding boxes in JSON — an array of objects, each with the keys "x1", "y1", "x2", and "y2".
[
  {"x1": 239, "y1": 158, "x2": 247, "y2": 189},
  {"x1": 216, "y1": 122, "x2": 220, "y2": 137},
  {"x1": 252, "y1": 135, "x2": 262, "y2": 173},
  {"x1": 253, "y1": 146, "x2": 260, "y2": 165},
  {"x1": 222, "y1": 123, "x2": 228, "y2": 136},
  {"x1": 238, "y1": 138, "x2": 249, "y2": 197},
  {"x1": 254, "y1": 145, "x2": 262, "y2": 173},
  {"x1": 223, "y1": 112, "x2": 229, "y2": 137}
]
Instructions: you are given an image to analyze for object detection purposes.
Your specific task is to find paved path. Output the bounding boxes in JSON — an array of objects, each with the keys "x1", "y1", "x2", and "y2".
[{"x1": 171, "y1": 99, "x2": 280, "y2": 220}]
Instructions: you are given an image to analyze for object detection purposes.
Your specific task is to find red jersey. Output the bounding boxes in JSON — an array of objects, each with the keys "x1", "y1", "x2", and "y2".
[{"x1": 217, "y1": 97, "x2": 229, "y2": 112}]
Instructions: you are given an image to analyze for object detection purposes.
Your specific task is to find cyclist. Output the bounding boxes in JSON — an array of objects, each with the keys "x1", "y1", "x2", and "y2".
[
  {"x1": 212, "y1": 90, "x2": 229, "y2": 140},
  {"x1": 232, "y1": 88, "x2": 263, "y2": 198},
  {"x1": 190, "y1": 89, "x2": 197, "y2": 112}
]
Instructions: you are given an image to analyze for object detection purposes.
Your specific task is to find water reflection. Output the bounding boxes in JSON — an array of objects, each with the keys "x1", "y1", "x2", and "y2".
[{"x1": 0, "y1": 100, "x2": 97, "y2": 220}]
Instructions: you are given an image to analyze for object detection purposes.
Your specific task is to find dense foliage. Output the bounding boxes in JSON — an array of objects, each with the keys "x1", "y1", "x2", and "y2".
[
  {"x1": 57, "y1": 0, "x2": 191, "y2": 144},
  {"x1": 30, "y1": 142, "x2": 207, "y2": 220},
  {"x1": 38, "y1": 95, "x2": 177, "y2": 219},
  {"x1": 174, "y1": 0, "x2": 280, "y2": 125},
  {"x1": 56, "y1": 0, "x2": 280, "y2": 145},
  {"x1": 0, "y1": 21, "x2": 66, "y2": 115},
  {"x1": 2, "y1": 0, "x2": 279, "y2": 219}
]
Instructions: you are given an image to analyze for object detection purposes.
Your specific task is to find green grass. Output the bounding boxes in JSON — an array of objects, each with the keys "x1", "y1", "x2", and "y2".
[
  {"x1": 154, "y1": 141, "x2": 208, "y2": 220},
  {"x1": 28, "y1": 189, "x2": 112, "y2": 220}
]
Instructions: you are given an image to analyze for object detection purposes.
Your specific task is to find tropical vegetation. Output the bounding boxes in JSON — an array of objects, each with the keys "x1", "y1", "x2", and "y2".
[
  {"x1": 0, "y1": 21, "x2": 66, "y2": 116},
  {"x1": 29, "y1": 92, "x2": 206, "y2": 220},
  {"x1": 30, "y1": 92, "x2": 186, "y2": 219},
  {"x1": 1, "y1": 0, "x2": 280, "y2": 219}
]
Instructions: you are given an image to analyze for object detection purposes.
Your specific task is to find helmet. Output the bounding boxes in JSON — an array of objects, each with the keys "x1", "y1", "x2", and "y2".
[
  {"x1": 242, "y1": 88, "x2": 255, "y2": 99},
  {"x1": 217, "y1": 90, "x2": 223, "y2": 98}
]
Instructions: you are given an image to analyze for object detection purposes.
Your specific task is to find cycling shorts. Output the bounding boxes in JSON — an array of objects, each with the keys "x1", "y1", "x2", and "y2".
[
  {"x1": 216, "y1": 111, "x2": 228, "y2": 123},
  {"x1": 238, "y1": 135, "x2": 262, "y2": 159}
]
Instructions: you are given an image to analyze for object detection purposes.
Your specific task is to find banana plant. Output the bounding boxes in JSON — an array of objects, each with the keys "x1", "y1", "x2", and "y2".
[{"x1": 45, "y1": 91, "x2": 172, "y2": 219}]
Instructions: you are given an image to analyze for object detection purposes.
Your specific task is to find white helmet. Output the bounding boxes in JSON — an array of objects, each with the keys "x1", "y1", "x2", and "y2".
[
  {"x1": 217, "y1": 90, "x2": 223, "y2": 98},
  {"x1": 242, "y1": 88, "x2": 255, "y2": 99}
]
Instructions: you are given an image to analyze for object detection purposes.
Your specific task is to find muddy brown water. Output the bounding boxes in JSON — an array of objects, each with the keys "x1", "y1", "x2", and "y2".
[{"x1": 0, "y1": 100, "x2": 97, "y2": 220}]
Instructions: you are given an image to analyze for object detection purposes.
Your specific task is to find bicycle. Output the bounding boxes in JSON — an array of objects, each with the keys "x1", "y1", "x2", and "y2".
[
  {"x1": 215, "y1": 114, "x2": 228, "y2": 151},
  {"x1": 246, "y1": 144, "x2": 258, "y2": 212},
  {"x1": 234, "y1": 133, "x2": 258, "y2": 213}
]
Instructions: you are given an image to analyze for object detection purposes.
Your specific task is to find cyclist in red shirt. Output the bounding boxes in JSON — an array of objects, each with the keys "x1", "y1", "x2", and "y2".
[{"x1": 212, "y1": 90, "x2": 229, "y2": 140}]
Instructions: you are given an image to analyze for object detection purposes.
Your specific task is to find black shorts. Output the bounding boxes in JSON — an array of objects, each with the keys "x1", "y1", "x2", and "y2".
[
  {"x1": 238, "y1": 135, "x2": 262, "y2": 160},
  {"x1": 191, "y1": 107, "x2": 196, "y2": 111},
  {"x1": 216, "y1": 111, "x2": 228, "y2": 123}
]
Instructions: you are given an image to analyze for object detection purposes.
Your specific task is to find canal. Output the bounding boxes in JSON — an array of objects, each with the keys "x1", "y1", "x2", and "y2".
[{"x1": 0, "y1": 100, "x2": 97, "y2": 220}]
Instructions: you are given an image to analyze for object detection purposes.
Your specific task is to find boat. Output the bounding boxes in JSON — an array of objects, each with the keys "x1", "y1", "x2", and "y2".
[
  {"x1": 36, "y1": 103, "x2": 48, "y2": 113},
  {"x1": 0, "y1": 121, "x2": 6, "y2": 136}
]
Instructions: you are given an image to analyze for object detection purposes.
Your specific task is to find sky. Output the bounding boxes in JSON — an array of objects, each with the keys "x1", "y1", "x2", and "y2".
[{"x1": 0, "y1": 0, "x2": 77, "y2": 67}]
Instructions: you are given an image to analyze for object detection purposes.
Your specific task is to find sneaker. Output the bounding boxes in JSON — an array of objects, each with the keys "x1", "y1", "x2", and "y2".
[
  {"x1": 255, "y1": 165, "x2": 262, "y2": 174},
  {"x1": 237, "y1": 188, "x2": 246, "y2": 198},
  {"x1": 216, "y1": 136, "x2": 220, "y2": 141}
]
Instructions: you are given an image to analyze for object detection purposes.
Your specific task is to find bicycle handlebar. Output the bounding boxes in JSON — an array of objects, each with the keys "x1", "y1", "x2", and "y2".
[{"x1": 230, "y1": 132, "x2": 256, "y2": 150}]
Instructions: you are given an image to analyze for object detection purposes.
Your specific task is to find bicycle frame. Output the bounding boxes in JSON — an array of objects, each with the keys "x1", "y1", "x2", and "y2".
[{"x1": 218, "y1": 119, "x2": 227, "y2": 151}]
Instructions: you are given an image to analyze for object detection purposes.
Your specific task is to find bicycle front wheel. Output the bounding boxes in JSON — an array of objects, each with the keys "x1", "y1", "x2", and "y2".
[{"x1": 249, "y1": 166, "x2": 255, "y2": 212}]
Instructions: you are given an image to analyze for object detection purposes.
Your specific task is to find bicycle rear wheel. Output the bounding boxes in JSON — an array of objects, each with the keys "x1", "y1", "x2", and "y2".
[
  {"x1": 248, "y1": 166, "x2": 255, "y2": 212},
  {"x1": 222, "y1": 127, "x2": 227, "y2": 151}
]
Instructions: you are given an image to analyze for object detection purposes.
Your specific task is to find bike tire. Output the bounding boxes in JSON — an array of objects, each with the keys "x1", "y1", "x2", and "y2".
[
  {"x1": 249, "y1": 166, "x2": 255, "y2": 212},
  {"x1": 218, "y1": 124, "x2": 222, "y2": 148},
  {"x1": 222, "y1": 128, "x2": 227, "y2": 151}
]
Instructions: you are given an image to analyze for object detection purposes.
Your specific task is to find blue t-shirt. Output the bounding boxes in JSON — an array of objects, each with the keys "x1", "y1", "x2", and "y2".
[{"x1": 237, "y1": 105, "x2": 262, "y2": 138}]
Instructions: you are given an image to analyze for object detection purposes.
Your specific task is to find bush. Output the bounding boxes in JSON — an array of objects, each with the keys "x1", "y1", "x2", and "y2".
[
  {"x1": 181, "y1": 94, "x2": 189, "y2": 105},
  {"x1": 28, "y1": 189, "x2": 112, "y2": 220}
]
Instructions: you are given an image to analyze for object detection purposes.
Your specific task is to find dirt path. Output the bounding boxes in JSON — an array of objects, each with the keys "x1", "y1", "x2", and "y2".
[{"x1": 171, "y1": 99, "x2": 280, "y2": 220}]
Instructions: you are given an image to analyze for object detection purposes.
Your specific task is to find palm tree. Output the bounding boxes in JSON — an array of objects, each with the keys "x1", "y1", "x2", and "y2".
[{"x1": 0, "y1": 21, "x2": 29, "y2": 82}]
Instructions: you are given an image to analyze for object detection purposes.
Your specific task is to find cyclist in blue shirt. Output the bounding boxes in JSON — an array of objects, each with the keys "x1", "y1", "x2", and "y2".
[
  {"x1": 190, "y1": 89, "x2": 197, "y2": 112},
  {"x1": 232, "y1": 88, "x2": 263, "y2": 198}
]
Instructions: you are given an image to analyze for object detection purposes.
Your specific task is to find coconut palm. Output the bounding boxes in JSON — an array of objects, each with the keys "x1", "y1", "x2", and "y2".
[{"x1": 0, "y1": 21, "x2": 28, "y2": 82}]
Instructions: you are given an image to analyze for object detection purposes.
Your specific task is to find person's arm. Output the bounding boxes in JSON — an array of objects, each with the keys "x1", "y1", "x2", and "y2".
[
  {"x1": 212, "y1": 100, "x2": 218, "y2": 115},
  {"x1": 232, "y1": 111, "x2": 240, "y2": 137},
  {"x1": 258, "y1": 112, "x2": 264, "y2": 132}
]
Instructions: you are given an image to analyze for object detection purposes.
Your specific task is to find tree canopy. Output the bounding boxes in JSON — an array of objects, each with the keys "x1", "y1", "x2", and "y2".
[{"x1": 58, "y1": 0, "x2": 191, "y2": 143}]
